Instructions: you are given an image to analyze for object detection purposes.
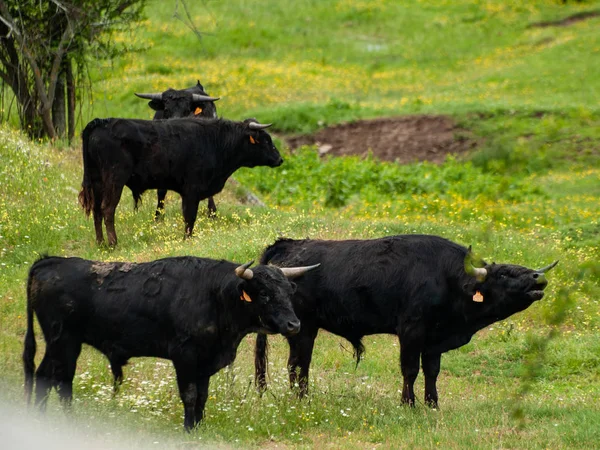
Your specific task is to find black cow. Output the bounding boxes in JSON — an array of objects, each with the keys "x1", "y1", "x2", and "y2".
[
  {"x1": 23, "y1": 256, "x2": 319, "y2": 430},
  {"x1": 78, "y1": 117, "x2": 282, "y2": 246},
  {"x1": 135, "y1": 80, "x2": 221, "y2": 219},
  {"x1": 255, "y1": 235, "x2": 558, "y2": 407},
  {"x1": 135, "y1": 80, "x2": 219, "y2": 121}
]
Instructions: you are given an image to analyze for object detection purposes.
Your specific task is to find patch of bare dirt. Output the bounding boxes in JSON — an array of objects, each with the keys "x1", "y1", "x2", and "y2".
[{"x1": 285, "y1": 115, "x2": 477, "y2": 164}]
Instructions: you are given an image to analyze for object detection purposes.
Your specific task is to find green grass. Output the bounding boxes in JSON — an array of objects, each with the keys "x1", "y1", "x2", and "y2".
[{"x1": 2, "y1": 0, "x2": 600, "y2": 447}]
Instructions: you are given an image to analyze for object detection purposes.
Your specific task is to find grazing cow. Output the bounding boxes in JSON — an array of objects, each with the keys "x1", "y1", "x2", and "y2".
[
  {"x1": 135, "y1": 80, "x2": 221, "y2": 218},
  {"x1": 23, "y1": 255, "x2": 319, "y2": 430},
  {"x1": 255, "y1": 235, "x2": 558, "y2": 407},
  {"x1": 78, "y1": 117, "x2": 282, "y2": 246}
]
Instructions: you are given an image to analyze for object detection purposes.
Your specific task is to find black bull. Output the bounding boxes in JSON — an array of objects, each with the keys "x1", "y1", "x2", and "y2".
[
  {"x1": 135, "y1": 80, "x2": 220, "y2": 219},
  {"x1": 23, "y1": 256, "x2": 319, "y2": 430},
  {"x1": 78, "y1": 117, "x2": 282, "y2": 246},
  {"x1": 255, "y1": 235, "x2": 558, "y2": 406}
]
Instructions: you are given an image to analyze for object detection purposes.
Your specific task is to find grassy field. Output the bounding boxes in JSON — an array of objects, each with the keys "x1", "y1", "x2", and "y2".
[{"x1": 1, "y1": 0, "x2": 600, "y2": 448}]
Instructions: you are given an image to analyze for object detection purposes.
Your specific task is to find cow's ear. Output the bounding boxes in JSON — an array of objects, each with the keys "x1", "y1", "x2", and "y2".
[
  {"x1": 240, "y1": 290, "x2": 253, "y2": 303},
  {"x1": 249, "y1": 134, "x2": 260, "y2": 145},
  {"x1": 148, "y1": 100, "x2": 164, "y2": 111},
  {"x1": 236, "y1": 282, "x2": 253, "y2": 303}
]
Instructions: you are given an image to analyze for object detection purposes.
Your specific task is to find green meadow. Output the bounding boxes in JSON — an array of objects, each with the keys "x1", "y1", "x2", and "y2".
[{"x1": 1, "y1": 0, "x2": 599, "y2": 448}]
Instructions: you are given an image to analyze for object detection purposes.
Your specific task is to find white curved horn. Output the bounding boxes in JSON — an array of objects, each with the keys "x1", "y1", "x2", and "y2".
[
  {"x1": 235, "y1": 261, "x2": 254, "y2": 280},
  {"x1": 134, "y1": 92, "x2": 163, "y2": 100},
  {"x1": 192, "y1": 94, "x2": 220, "y2": 102},
  {"x1": 248, "y1": 122, "x2": 272, "y2": 130},
  {"x1": 279, "y1": 263, "x2": 321, "y2": 279}
]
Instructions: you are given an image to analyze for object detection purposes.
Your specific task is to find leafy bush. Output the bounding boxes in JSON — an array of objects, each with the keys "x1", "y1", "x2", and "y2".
[{"x1": 237, "y1": 146, "x2": 544, "y2": 209}]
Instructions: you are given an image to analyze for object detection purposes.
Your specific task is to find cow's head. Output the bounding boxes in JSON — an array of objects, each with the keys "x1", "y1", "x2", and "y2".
[
  {"x1": 135, "y1": 80, "x2": 219, "y2": 119},
  {"x1": 241, "y1": 119, "x2": 284, "y2": 168},
  {"x1": 462, "y1": 247, "x2": 558, "y2": 323},
  {"x1": 234, "y1": 261, "x2": 320, "y2": 336}
]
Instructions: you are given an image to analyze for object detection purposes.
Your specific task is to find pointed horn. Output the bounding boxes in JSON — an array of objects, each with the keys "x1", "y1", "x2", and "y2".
[
  {"x1": 279, "y1": 263, "x2": 320, "y2": 279},
  {"x1": 464, "y1": 246, "x2": 488, "y2": 281},
  {"x1": 235, "y1": 261, "x2": 254, "y2": 280},
  {"x1": 192, "y1": 94, "x2": 220, "y2": 102},
  {"x1": 536, "y1": 260, "x2": 559, "y2": 273},
  {"x1": 248, "y1": 122, "x2": 272, "y2": 130},
  {"x1": 134, "y1": 93, "x2": 163, "y2": 101}
]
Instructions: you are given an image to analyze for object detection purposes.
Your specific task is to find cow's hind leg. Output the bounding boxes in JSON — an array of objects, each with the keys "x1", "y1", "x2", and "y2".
[
  {"x1": 34, "y1": 353, "x2": 54, "y2": 412},
  {"x1": 399, "y1": 338, "x2": 421, "y2": 406},
  {"x1": 102, "y1": 184, "x2": 125, "y2": 247},
  {"x1": 422, "y1": 352, "x2": 441, "y2": 408},
  {"x1": 92, "y1": 183, "x2": 104, "y2": 245},
  {"x1": 287, "y1": 327, "x2": 318, "y2": 398},
  {"x1": 155, "y1": 189, "x2": 168, "y2": 221},
  {"x1": 54, "y1": 335, "x2": 82, "y2": 407}
]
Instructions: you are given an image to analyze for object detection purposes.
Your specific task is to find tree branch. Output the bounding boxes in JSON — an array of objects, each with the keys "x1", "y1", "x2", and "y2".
[
  {"x1": 0, "y1": 1, "x2": 48, "y2": 108},
  {"x1": 46, "y1": 18, "x2": 75, "y2": 106},
  {"x1": 0, "y1": 13, "x2": 19, "y2": 37}
]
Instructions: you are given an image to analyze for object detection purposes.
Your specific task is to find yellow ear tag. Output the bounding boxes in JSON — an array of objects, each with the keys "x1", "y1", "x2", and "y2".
[
  {"x1": 249, "y1": 135, "x2": 256, "y2": 144},
  {"x1": 473, "y1": 291, "x2": 484, "y2": 303},
  {"x1": 194, "y1": 107, "x2": 202, "y2": 115},
  {"x1": 240, "y1": 290, "x2": 252, "y2": 302}
]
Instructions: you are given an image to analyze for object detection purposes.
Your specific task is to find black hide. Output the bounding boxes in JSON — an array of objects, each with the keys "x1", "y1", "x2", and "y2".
[
  {"x1": 23, "y1": 256, "x2": 299, "y2": 430},
  {"x1": 255, "y1": 234, "x2": 553, "y2": 407}
]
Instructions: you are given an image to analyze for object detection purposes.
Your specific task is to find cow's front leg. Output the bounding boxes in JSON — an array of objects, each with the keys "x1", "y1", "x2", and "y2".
[
  {"x1": 174, "y1": 362, "x2": 198, "y2": 431},
  {"x1": 155, "y1": 189, "x2": 168, "y2": 221},
  {"x1": 399, "y1": 339, "x2": 421, "y2": 406},
  {"x1": 207, "y1": 197, "x2": 217, "y2": 218},
  {"x1": 181, "y1": 194, "x2": 200, "y2": 238},
  {"x1": 422, "y1": 352, "x2": 441, "y2": 408},
  {"x1": 287, "y1": 327, "x2": 318, "y2": 398},
  {"x1": 194, "y1": 375, "x2": 210, "y2": 427}
]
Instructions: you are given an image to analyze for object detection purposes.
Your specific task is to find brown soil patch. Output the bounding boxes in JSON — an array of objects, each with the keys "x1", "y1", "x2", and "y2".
[
  {"x1": 285, "y1": 115, "x2": 477, "y2": 164},
  {"x1": 529, "y1": 10, "x2": 600, "y2": 28}
]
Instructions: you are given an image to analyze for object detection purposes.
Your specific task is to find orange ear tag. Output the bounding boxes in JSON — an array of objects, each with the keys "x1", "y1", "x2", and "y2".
[
  {"x1": 240, "y1": 290, "x2": 252, "y2": 302},
  {"x1": 473, "y1": 291, "x2": 484, "y2": 303},
  {"x1": 194, "y1": 107, "x2": 203, "y2": 115},
  {"x1": 249, "y1": 135, "x2": 256, "y2": 144}
]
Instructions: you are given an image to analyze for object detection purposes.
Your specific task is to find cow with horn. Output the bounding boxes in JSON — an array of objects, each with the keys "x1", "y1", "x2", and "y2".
[
  {"x1": 255, "y1": 234, "x2": 558, "y2": 407},
  {"x1": 24, "y1": 255, "x2": 320, "y2": 430},
  {"x1": 135, "y1": 80, "x2": 221, "y2": 219},
  {"x1": 79, "y1": 117, "x2": 281, "y2": 246}
]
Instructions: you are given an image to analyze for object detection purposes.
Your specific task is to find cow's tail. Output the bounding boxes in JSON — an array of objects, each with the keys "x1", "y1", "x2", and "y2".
[
  {"x1": 254, "y1": 333, "x2": 269, "y2": 393},
  {"x1": 23, "y1": 265, "x2": 38, "y2": 405},
  {"x1": 78, "y1": 119, "x2": 103, "y2": 216}
]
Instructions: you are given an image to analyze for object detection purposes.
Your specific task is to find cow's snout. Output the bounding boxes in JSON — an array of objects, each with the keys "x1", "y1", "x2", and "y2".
[
  {"x1": 275, "y1": 157, "x2": 284, "y2": 167},
  {"x1": 286, "y1": 319, "x2": 301, "y2": 335}
]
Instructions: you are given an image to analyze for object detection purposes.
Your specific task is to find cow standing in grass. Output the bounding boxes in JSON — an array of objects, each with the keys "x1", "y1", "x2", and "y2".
[
  {"x1": 255, "y1": 234, "x2": 558, "y2": 407},
  {"x1": 23, "y1": 256, "x2": 319, "y2": 430},
  {"x1": 135, "y1": 80, "x2": 221, "y2": 218},
  {"x1": 78, "y1": 117, "x2": 282, "y2": 246}
]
